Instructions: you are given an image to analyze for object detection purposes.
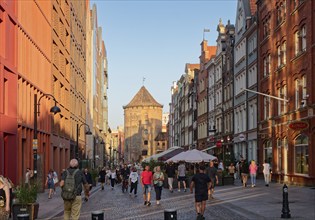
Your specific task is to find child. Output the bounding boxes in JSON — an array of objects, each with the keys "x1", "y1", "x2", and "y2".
[
  {"x1": 129, "y1": 167, "x2": 139, "y2": 197},
  {"x1": 110, "y1": 168, "x2": 117, "y2": 189}
]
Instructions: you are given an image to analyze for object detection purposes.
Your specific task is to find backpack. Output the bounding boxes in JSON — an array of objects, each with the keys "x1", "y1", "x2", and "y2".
[{"x1": 61, "y1": 169, "x2": 79, "y2": 201}]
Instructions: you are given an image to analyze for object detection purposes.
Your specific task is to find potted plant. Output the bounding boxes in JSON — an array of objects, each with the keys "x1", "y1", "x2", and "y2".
[
  {"x1": 90, "y1": 169, "x2": 99, "y2": 186},
  {"x1": 12, "y1": 183, "x2": 39, "y2": 220},
  {"x1": 221, "y1": 170, "x2": 234, "y2": 186}
]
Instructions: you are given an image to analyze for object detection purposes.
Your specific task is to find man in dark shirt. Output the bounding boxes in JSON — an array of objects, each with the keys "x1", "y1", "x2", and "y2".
[
  {"x1": 206, "y1": 160, "x2": 219, "y2": 199},
  {"x1": 60, "y1": 159, "x2": 89, "y2": 220},
  {"x1": 165, "y1": 161, "x2": 176, "y2": 192},
  {"x1": 190, "y1": 165, "x2": 211, "y2": 220},
  {"x1": 120, "y1": 164, "x2": 130, "y2": 192},
  {"x1": 83, "y1": 168, "x2": 93, "y2": 190}
]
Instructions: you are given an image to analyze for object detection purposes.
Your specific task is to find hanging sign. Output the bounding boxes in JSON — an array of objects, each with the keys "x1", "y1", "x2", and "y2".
[{"x1": 288, "y1": 121, "x2": 309, "y2": 131}]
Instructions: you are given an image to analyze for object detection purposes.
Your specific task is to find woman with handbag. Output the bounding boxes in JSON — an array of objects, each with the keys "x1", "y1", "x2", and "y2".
[
  {"x1": 153, "y1": 166, "x2": 164, "y2": 205},
  {"x1": 0, "y1": 176, "x2": 10, "y2": 220}
]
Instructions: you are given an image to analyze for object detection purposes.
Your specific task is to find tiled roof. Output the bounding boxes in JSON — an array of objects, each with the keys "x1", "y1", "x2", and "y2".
[
  {"x1": 154, "y1": 132, "x2": 168, "y2": 141},
  {"x1": 124, "y1": 86, "x2": 163, "y2": 108}
]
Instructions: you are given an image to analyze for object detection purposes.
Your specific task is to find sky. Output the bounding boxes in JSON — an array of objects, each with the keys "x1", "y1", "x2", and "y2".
[{"x1": 91, "y1": 0, "x2": 237, "y2": 129}]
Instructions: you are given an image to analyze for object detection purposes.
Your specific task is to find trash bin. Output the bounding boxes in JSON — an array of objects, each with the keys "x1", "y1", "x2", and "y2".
[
  {"x1": 91, "y1": 211, "x2": 104, "y2": 220},
  {"x1": 164, "y1": 209, "x2": 177, "y2": 220},
  {"x1": 17, "y1": 214, "x2": 30, "y2": 220}
]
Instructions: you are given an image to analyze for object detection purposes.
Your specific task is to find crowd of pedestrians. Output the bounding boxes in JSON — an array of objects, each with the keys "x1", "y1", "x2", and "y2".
[{"x1": 0, "y1": 155, "x2": 273, "y2": 220}]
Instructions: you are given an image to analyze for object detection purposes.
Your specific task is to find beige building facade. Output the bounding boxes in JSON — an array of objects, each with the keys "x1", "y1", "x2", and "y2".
[{"x1": 124, "y1": 86, "x2": 163, "y2": 162}]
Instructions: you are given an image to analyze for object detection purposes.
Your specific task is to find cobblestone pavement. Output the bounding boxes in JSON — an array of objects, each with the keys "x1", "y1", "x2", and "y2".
[{"x1": 38, "y1": 179, "x2": 315, "y2": 220}]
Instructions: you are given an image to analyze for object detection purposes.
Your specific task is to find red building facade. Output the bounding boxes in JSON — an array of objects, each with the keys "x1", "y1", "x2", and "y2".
[
  {"x1": 257, "y1": 0, "x2": 315, "y2": 186},
  {"x1": 0, "y1": 0, "x2": 18, "y2": 183}
]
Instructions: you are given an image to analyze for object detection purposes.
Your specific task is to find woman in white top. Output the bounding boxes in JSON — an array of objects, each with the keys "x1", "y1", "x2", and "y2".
[{"x1": 262, "y1": 160, "x2": 270, "y2": 186}]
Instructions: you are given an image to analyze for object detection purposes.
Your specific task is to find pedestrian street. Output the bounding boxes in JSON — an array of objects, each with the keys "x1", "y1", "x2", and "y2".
[{"x1": 43, "y1": 179, "x2": 315, "y2": 220}]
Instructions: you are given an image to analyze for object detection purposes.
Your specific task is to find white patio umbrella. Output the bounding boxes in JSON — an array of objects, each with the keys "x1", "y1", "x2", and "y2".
[{"x1": 166, "y1": 149, "x2": 217, "y2": 163}]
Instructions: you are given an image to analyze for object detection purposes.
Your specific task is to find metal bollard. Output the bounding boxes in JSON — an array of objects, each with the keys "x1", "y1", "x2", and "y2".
[
  {"x1": 164, "y1": 209, "x2": 177, "y2": 220},
  {"x1": 17, "y1": 214, "x2": 30, "y2": 220},
  {"x1": 91, "y1": 211, "x2": 104, "y2": 220},
  {"x1": 281, "y1": 184, "x2": 291, "y2": 218}
]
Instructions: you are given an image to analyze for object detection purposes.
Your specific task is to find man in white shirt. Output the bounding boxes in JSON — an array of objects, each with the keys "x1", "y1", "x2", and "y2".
[
  {"x1": 262, "y1": 160, "x2": 270, "y2": 186},
  {"x1": 129, "y1": 167, "x2": 139, "y2": 197}
]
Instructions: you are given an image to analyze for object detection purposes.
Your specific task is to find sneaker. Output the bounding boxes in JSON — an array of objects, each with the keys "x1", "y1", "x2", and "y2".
[
  {"x1": 156, "y1": 200, "x2": 160, "y2": 205},
  {"x1": 147, "y1": 201, "x2": 151, "y2": 206},
  {"x1": 178, "y1": 189, "x2": 181, "y2": 192},
  {"x1": 101, "y1": 186, "x2": 104, "y2": 190},
  {"x1": 184, "y1": 189, "x2": 186, "y2": 192},
  {"x1": 170, "y1": 190, "x2": 173, "y2": 193},
  {"x1": 144, "y1": 201, "x2": 147, "y2": 205},
  {"x1": 129, "y1": 193, "x2": 132, "y2": 196},
  {"x1": 135, "y1": 194, "x2": 138, "y2": 197},
  {"x1": 251, "y1": 185, "x2": 254, "y2": 188}
]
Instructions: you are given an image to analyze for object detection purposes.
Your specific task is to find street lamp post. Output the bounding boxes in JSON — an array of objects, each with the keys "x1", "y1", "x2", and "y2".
[
  {"x1": 109, "y1": 146, "x2": 112, "y2": 168},
  {"x1": 33, "y1": 94, "x2": 61, "y2": 180},
  {"x1": 113, "y1": 149, "x2": 117, "y2": 166},
  {"x1": 76, "y1": 123, "x2": 92, "y2": 161}
]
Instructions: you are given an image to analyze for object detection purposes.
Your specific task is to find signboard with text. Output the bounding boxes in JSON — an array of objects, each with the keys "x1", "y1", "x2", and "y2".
[{"x1": 288, "y1": 121, "x2": 309, "y2": 131}]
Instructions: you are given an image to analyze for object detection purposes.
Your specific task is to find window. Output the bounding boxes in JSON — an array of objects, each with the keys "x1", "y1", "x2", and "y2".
[
  {"x1": 263, "y1": 54, "x2": 271, "y2": 77},
  {"x1": 302, "y1": 75, "x2": 307, "y2": 99},
  {"x1": 264, "y1": 96, "x2": 270, "y2": 120},
  {"x1": 277, "y1": 41, "x2": 286, "y2": 68},
  {"x1": 282, "y1": 41, "x2": 286, "y2": 64},
  {"x1": 295, "y1": 25, "x2": 307, "y2": 55},
  {"x1": 301, "y1": 26, "x2": 306, "y2": 51},
  {"x1": 264, "y1": 140, "x2": 272, "y2": 166},
  {"x1": 277, "y1": 139, "x2": 282, "y2": 172},
  {"x1": 263, "y1": 17, "x2": 271, "y2": 38},
  {"x1": 278, "y1": 85, "x2": 287, "y2": 115},
  {"x1": 294, "y1": 135, "x2": 309, "y2": 174},
  {"x1": 276, "y1": 1, "x2": 286, "y2": 26},
  {"x1": 295, "y1": 79, "x2": 300, "y2": 109}
]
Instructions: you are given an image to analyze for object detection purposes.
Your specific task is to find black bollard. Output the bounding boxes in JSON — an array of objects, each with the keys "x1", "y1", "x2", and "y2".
[
  {"x1": 164, "y1": 209, "x2": 177, "y2": 220},
  {"x1": 91, "y1": 211, "x2": 104, "y2": 220},
  {"x1": 281, "y1": 184, "x2": 291, "y2": 218},
  {"x1": 17, "y1": 214, "x2": 30, "y2": 220}
]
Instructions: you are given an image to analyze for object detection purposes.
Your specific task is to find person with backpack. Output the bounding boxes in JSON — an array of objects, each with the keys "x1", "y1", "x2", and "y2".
[
  {"x1": 60, "y1": 159, "x2": 89, "y2": 220},
  {"x1": 45, "y1": 169, "x2": 55, "y2": 199}
]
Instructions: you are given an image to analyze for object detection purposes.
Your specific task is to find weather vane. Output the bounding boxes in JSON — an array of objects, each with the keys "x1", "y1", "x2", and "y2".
[{"x1": 143, "y1": 77, "x2": 146, "y2": 86}]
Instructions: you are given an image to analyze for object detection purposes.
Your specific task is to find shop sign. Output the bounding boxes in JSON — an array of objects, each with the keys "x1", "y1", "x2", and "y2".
[
  {"x1": 239, "y1": 133, "x2": 245, "y2": 141},
  {"x1": 216, "y1": 141, "x2": 222, "y2": 147},
  {"x1": 288, "y1": 121, "x2": 309, "y2": 131}
]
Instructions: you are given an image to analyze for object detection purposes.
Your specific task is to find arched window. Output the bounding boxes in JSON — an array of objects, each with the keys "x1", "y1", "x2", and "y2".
[{"x1": 294, "y1": 134, "x2": 309, "y2": 174}]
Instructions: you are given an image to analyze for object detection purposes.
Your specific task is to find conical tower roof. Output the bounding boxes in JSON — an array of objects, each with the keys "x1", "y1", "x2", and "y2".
[{"x1": 123, "y1": 86, "x2": 163, "y2": 109}]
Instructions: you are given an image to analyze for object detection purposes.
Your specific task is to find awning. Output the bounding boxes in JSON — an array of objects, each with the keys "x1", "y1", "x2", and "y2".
[
  {"x1": 201, "y1": 145, "x2": 216, "y2": 152},
  {"x1": 142, "y1": 146, "x2": 183, "y2": 162},
  {"x1": 157, "y1": 148, "x2": 184, "y2": 161}
]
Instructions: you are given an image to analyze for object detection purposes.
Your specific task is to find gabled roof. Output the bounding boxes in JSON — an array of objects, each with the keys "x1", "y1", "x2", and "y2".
[
  {"x1": 123, "y1": 86, "x2": 163, "y2": 109},
  {"x1": 154, "y1": 132, "x2": 168, "y2": 141}
]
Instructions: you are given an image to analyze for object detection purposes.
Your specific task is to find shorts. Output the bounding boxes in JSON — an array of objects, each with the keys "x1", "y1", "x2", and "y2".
[
  {"x1": 143, "y1": 184, "x2": 152, "y2": 194},
  {"x1": 178, "y1": 176, "x2": 186, "y2": 181},
  {"x1": 48, "y1": 181, "x2": 54, "y2": 189},
  {"x1": 195, "y1": 193, "x2": 208, "y2": 202},
  {"x1": 210, "y1": 178, "x2": 216, "y2": 189}
]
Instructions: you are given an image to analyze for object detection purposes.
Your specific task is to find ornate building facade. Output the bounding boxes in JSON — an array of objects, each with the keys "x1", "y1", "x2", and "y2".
[{"x1": 257, "y1": 0, "x2": 315, "y2": 186}]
